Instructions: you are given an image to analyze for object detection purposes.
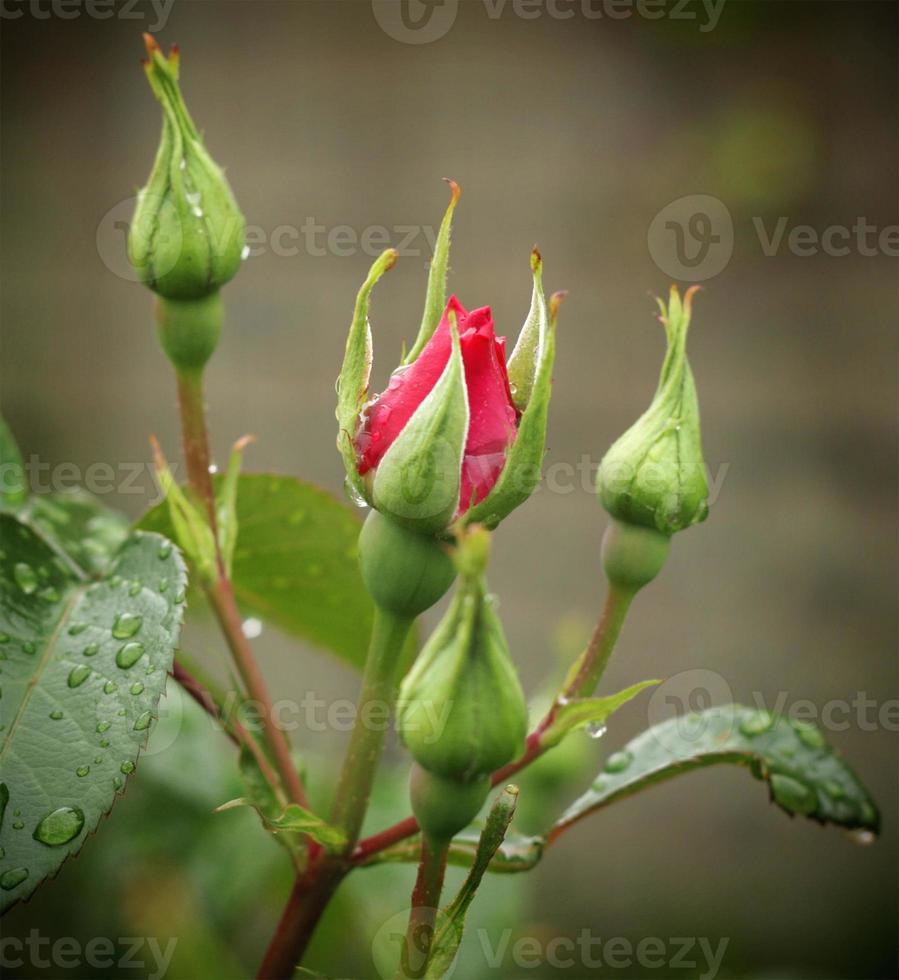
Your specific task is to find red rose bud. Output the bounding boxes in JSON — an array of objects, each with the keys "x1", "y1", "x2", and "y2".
[{"x1": 335, "y1": 183, "x2": 563, "y2": 536}]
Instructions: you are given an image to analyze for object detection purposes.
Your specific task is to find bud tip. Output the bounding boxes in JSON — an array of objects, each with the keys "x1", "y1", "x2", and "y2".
[{"x1": 442, "y1": 177, "x2": 461, "y2": 203}]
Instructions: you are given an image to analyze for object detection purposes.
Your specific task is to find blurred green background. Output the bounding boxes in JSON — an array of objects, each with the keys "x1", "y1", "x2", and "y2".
[{"x1": 1, "y1": 1, "x2": 896, "y2": 978}]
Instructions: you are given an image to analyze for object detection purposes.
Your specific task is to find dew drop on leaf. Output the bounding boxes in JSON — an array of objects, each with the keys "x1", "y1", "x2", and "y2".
[
  {"x1": 111, "y1": 613, "x2": 142, "y2": 640},
  {"x1": 604, "y1": 751, "x2": 633, "y2": 774},
  {"x1": 13, "y1": 562, "x2": 37, "y2": 594},
  {"x1": 115, "y1": 642, "x2": 145, "y2": 669},
  {"x1": 0, "y1": 868, "x2": 28, "y2": 890},
  {"x1": 67, "y1": 665, "x2": 92, "y2": 689},
  {"x1": 33, "y1": 806, "x2": 84, "y2": 846}
]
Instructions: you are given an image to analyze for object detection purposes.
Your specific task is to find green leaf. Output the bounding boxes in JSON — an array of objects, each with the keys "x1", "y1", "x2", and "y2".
[
  {"x1": 539, "y1": 680, "x2": 660, "y2": 750},
  {"x1": 216, "y1": 797, "x2": 346, "y2": 855},
  {"x1": 552, "y1": 704, "x2": 880, "y2": 844},
  {"x1": 358, "y1": 827, "x2": 542, "y2": 875},
  {"x1": 140, "y1": 473, "x2": 375, "y2": 668},
  {"x1": 425, "y1": 786, "x2": 519, "y2": 979},
  {"x1": 16, "y1": 490, "x2": 130, "y2": 578},
  {"x1": 0, "y1": 513, "x2": 187, "y2": 911},
  {"x1": 216, "y1": 436, "x2": 253, "y2": 576},
  {"x1": 0, "y1": 416, "x2": 28, "y2": 508}
]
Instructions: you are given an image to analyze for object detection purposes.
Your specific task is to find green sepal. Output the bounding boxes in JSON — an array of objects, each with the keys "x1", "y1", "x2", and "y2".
[
  {"x1": 404, "y1": 179, "x2": 460, "y2": 365},
  {"x1": 215, "y1": 435, "x2": 252, "y2": 576},
  {"x1": 506, "y1": 246, "x2": 547, "y2": 412},
  {"x1": 371, "y1": 314, "x2": 468, "y2": 534},
  {"x1": 335, "y1": 248, "x2": 398, "y2": 504},
  {"x1": 129, "y1": 36, "x2": 245, "y2": 303},
  {"x1": 150, "y1": 436, "x2": 217, "y2": 585},
  {"x1": 463, "y1": 284, "x2": 564, "y2": 529},
  {"x1": 424, "y1": 786, "x2": 519, "y2": 979},
  {"x1": 596, "y1": 285, "x2": 709, "y2": 535},
  {"x1": 539, "y1": 679, "x2": 660, "y2": 750}
]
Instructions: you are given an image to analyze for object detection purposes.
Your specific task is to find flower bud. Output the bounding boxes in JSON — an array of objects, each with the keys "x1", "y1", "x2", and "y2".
[
  {"x1": 596, "y1": 286, "x2": 709, "y2": 536},
  {"x1": 398, "y1": 543, "x2": 527, "y2": 784},
  {"x1": 129, "y1": 35, "x2": 245, "y2": 304},
  {"x1": 336, "y1": 182, "x2": 562, "y2": 536},
  {"x1": 408, "y1": 764, "x2": 490, "y2": 842}
]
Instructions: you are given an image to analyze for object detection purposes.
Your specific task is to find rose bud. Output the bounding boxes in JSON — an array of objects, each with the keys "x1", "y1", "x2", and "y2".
[
  {"x1": 595, "y1": 286, "x2": 709, "y2": 590},
  {"x1": 397, "y1": 528, "x2": 527, "y2": 838},
  {"x1": 336, "y1": 181, "x2": 563, "y2": 538},
  {"x1": 129, "y1": 35, "x2": 245, "y2": 321}
]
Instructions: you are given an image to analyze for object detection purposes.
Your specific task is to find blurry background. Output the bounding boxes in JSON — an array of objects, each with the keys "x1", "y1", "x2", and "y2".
[{"x1": 1, "y1": 1, "x2": 896, "y2": 977}]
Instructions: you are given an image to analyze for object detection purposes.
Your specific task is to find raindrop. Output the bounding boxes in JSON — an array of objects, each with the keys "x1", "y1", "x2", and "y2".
[
  {"x1": 0, "y1": 868, "x2": 28, "y2": 890},
  {"x1": 120, "y1": 761, "x2": 135, "y2": 775},
  {"x1": 13, "y1": 563, "x2": 37, "y2": 594},
  {"x1": 739, "y1": 710, "x2": 773, "y2": 737},
  {"x1": 770, "y1": 773, "x2": 816, "y2": 815},
  {"x1": 604, "y1": 751, "x2": 633, "y2": 774},
  {"x1": 240, "y1": 244, "x2": 250, "y2": 260},
  {"x1": 115, "y1": 642, "x2": 145, "y2": 669},
  {"x1": 96, "y1": 721, "x2": 111, "y2": 733},
  {"x1": 75, "y1": 766, "x2": 90, "y2": 778},
  {"x1": 242, "y1": 618, "x2": 263, "y2": 639},
  {"x1": 113, "y1": 776, "x2": 123, "y2": 790},
  {"x1": 130, "y1": 682, "x2": 145, "y2": 696},
  {"x1": 174, "y1": 590, "x2": 186, "y2": 604},
  {"x1": 847, "y1": 828, "x2": 876, "y2": 846},
  {"x1": 67, "y1": 665, "x2": 91, "y2": 689},
  {"x1": 128, "y1": 581, "x2": 142, "y2": 597},
  {"x1": 83, "y1": 643, "x2": 99, "y2": 657},
  {"x1": 159, "y1": 578, "x2": 169, "y2": 593},
  {"x1": 12, "y1": 820, "x2": 24, "y2": 830},
  {"x1": 38, "y1": 587, "x2": 60, "y2": 603},
  {"x1": 22, "y1": 642, "x2": 35, "y2": 655},
  {"x1": 103, "y1": 681, "x2": 118, "y2": 694},
  {"x1": 112, "y1": 613, "x2": 142, "y2": 639},
  {"x1": 793, "y1": 724, "x2": 826, "y2": 750},
  {"x1": 345, "y1": 477, "x2": 368, "y2": 509},
  {"x1": 586, "y1": 722, "x2": 607, "y2": 740},
  {"x1": 133, "y1": 711, "x2": 152, "y2": 731},
  {"x1": 49, "y1": 710, "x2": 64, "y2": 721},
  {"x1": 208, "y1": 463, "x2": 218, "y2": 474},
  {"x1": 68, "y1": 623, "x2": 88, "y2": 636},
  {"x1": 33, "y1": 806, "x2": 84, "y2": 846},
  {"x1": 157, "y1": 542, "x2": 172, "y2": 561}
]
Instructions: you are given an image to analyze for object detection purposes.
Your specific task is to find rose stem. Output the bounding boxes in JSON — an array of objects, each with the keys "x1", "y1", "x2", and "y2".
[
  {"x1": 398, "y1": 835, "x2": 450, "y2": 979},
  {"x1": 172, "y1": 362, "x2": 309, "y2": 811}
]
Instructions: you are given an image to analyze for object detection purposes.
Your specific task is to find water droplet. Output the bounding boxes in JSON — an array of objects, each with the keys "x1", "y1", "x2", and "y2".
[
  {"x1": 75, "y1": 765, "x2": 90, "y2": 778},
  {"x1": 128, "y1": 581, "x2": 142, "y2": 597},
  {"x1": 129, "y1": 682, "x2": 144, "y2": 696},
  {"x1": 0, "y1": 868, "x2": 28, "y2": 890},
  {"x1": 113, "y1": 776, "x2": 123, "y2": 790},
  {"x1": 791, "y1": 720, "x2": 826, "y2": 749},
  {"x1": 770, "y1": 773, "x2": 816, "y2": 815},
  {"x1": 67, "y1": 665, "x2": 91, "y2": 689},
  {"x1": 103, "y1": 681, "x2": 118, "y2": 694},
  {"x1": 207, "y1": 462, "x2": 218, "y2": 474},
  {"x1": 38, "y1": 586, "x2": 60, "y2": 603},
  {"x1": 22, "y1": 641, "x2": 35, "y2": 655},
  {"x1": 740, "y1": 710, "x2": 774, "y2": 737},
  {"x1": 133, "y1": 711, "x2": 152, "y2": 731},
  {"x1": 241, "y1": 617, "x2": 263, "y2": 639},
  {"x1": 604, "y1": 751, "x2": 632, "y2": 774},
  {"x1": 586, "y1": 722, "x2": 607, "y2": 740},
  {"x1": 83, "y1": 643, "x2": 99, "y2": 657},
  {"x1": 99, "y1": 739, "x2": 109, "y2": 748},
  {"x1": 157, "y1": 542, "x2": 172, "y2": 560},
  {"x1": 185, "y1": 190, "x2": 201, "y2": 206},
  {"x1": 345, "y1": 477, "x2": 368, "y2": 509},
  {"x1": 68, "y1": 623, "x2": 88, "y2": 636},
  {"x1": 822, "y1": 779, "x2": 844, "y2": 800},
  {"x1": 112, "y1": 613, "x2": 142, "y2": 639},
  {"x1": 0, "y1": 634, "x2": 8, "y2": 644},
  {"x1": 33, "y1": 806, "x2": 84, "y2": 846},
  {"x1": 94, "y1": 755, "x2": 103, "y2": 765},
  {"x1": 120, "y1": 760, "x2": 135, "y2": 775},
  {"x1": 847, "y1": 828, "x2": 876, "y2": 846},
  {"x1": 49, "y1": 710, "x2": 64, "y2": 721},
  {"x1": 115, "y1": 642, "x2": 145, "y2": 669},
  {"x1": 96, "y1": 721, "x2": 111, "y2": 733},
  {"x1": 240, "y1": 244, "x2": 251, "y2": 260},
  {"x1": 174, "y1": 590, "x2": 186, "y2": 604},
  {"x1": 13, "y1": 563, "x2": 37, "y2": 594},
  {"x1": 158, "y1": 578, "x2": 169, "y2": 593}
]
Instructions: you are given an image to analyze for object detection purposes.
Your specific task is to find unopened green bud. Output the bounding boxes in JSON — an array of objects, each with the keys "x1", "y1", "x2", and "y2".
[
  {"x1": 409, "y1": 764, "x2": 490, "y2": 841},
  {"x1": 358, "y1": 511, "x2": 455, "y2": 618},
  {"x1": 398, "y1": 570, "x2": 527, "y2": 782},
  {"x1": 596, "y1": 286, "x2": 709, "y2": 536},
  {"x1": 129, "y1": 35, "x2": 245, "y2": 304}
]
